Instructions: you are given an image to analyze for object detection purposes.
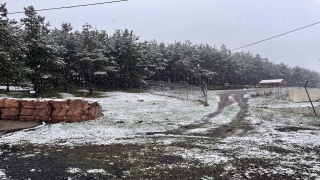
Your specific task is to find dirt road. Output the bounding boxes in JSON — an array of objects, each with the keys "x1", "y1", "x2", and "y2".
[{"x1": 167, "y1": 89, "x2": 252, "y2": 138}]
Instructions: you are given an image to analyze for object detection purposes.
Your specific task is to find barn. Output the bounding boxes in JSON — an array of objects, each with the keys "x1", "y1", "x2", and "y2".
[{"x1": 259, "y1": 79, "x2": 286, "y2": 88}]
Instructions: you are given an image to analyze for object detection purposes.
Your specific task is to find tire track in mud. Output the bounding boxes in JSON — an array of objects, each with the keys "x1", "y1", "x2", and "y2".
[
  {"x1": 201, "y1": 90, "x2": 252, "y2": 138},
  {"x1": 145, "y1": 90, "x2": 253, "y2": 139}
]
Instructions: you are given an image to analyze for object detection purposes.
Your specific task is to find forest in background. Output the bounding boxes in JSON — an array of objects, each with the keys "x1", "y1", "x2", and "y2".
[{"x1": 1, "y1": 4, "x2": 320, "y2": 97}]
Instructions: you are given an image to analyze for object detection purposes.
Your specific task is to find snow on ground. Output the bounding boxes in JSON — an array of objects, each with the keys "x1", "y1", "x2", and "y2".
[
  {"x1": 0, "y1": 169, "x2": 8, "y2": 180},
  {"x1": 187, "y1": 94, "x2": 240, "y2": 134},
  {"x1": 216, "y1": 95, "x2": 320, "y2": 177},
  {"x1": 0, "y1": 92, "x2": 219, "y2": 146},
  {"x1": 0, "y1": 86, "x2": 32, "y2": 91},
  {"x1": 1, "y1": 89, "x2": 320, "y2": 178},
  {"x1": 0, "y1": 86, "x2": 32, "y2": 98}
]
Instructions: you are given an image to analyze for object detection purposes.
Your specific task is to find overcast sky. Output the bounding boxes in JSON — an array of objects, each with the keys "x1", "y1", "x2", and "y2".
[{"x1": 4, "y1": 0, "x2": 320, "y2": 72}]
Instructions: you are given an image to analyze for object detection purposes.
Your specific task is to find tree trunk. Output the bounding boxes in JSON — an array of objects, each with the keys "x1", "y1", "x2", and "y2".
[
  {"x1": 33, "y1": 81, "x2": 39, "y2": 98},
  {"x1": 63, "y1": 81, "x2": 68, "y2": 92},
  {"x1": 6, "y1": 82, "x2": 9, "y2": 92},
  {"x1": 88, "y1": 73, "x2": 93, "y2": 96},
  {"x1": 63, "y1": 70, "x2": 68, "y2": 92}
]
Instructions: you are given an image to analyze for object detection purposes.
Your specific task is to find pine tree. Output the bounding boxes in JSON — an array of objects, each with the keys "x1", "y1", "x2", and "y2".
[
  {"x1": 77, "y1": 23, "x2": 108, "y2": 95},
  {"x1": 50, "y1": 23, "x2": 79, "y2": 92},
  {"x1": 0, "y1": 3, "x2": 26, "y2": 91},
  {"x1": 21, "y1": 6, "x2": 56, "y2": 97}
]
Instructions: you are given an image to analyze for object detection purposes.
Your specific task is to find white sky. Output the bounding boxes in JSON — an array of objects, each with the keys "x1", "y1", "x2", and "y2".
[{"x1": 4, "y1": 0, "x2": 320, "y2": 72}]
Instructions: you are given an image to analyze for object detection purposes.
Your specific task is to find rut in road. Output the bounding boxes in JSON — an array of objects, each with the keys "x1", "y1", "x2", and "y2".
[
  {"x1": 202, "y1": 90, "x2": 252, "y2": 138},
  {"x1": 141, "y1": 90, "x2": 253, "y2": 139},
  {"x1": 172, "y1": 90, "x2": 252, "y2": 138}
]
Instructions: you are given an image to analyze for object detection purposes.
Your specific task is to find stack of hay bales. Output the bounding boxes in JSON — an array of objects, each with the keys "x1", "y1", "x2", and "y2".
[
  {"x1": 87, "y1": 101, "x2": 102, "y2": 120},
  {"x1": 67, "y1": 99, "x2": 89, "y2": 122},
  {"x1": 51, "y1": 99, "x2": 69, "y2": 123},
  {"x1": 34, "y1": 99, "x2": 52, "y2": 121},
  {"x1": 19, "y1": 99, "x2": 52, "y2": 121},
  {"x1": 0, "y1": 97, "x2": 102, "y2": 123},
  {"x1": 19, "y1": 99, "x2": 36, "y2": 121},
  {"x1": 0, "y1": 98, "x2": 19, "y2": 120}
]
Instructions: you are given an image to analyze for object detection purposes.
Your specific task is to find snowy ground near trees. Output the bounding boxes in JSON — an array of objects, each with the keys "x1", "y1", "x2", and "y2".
[
  {"x1": 1, "y1": 88, "x2": 320, "y2": 178},
  {"x1": 0, "y1": 91, "x2": 220, "y2": 145}
]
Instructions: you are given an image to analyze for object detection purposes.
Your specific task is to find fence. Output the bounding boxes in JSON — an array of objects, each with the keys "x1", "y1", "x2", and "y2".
[
  {"x1": 0, "y1": 98, "x2": 102, "y2": 123},
  {"x1": 142, "y1": 80, "x2": 209, "y2": 103}
]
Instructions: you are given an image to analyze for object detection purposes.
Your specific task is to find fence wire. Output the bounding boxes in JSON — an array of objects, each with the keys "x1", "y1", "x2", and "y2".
[{"x1": 143, "y1": 80, "x2": 207, "y2": 102}]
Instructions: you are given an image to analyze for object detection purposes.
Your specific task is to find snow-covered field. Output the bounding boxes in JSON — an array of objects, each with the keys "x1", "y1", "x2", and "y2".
[
  {"x1": 1, "y1": 89, "x2": 320, "y2": 178},
  {"x1": 0, "y1": 91, "x2": 220, "y2": 145}
]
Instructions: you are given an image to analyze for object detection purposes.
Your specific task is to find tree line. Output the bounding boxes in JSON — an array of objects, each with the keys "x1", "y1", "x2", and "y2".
[{"x1": 1, "y1": 4, "x2": 320, "y2": 97}]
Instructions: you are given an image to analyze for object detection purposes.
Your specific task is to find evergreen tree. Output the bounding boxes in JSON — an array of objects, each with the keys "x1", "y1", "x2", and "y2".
[
  {"x1": 21, "y1": 6, "x2": 56, "y2": 97},
  {"x1": 77, "y1": 23, "x2": 107, "y2": 95},
  {"x1": 0, "y1": 3, "x2": 26, "y2": 91},
  {"x1": 50, "y1": 23, "x2": 79, "y2": 92},
  {"x1": 109, "y1": 29, "x2": 149, "y2": 88}
]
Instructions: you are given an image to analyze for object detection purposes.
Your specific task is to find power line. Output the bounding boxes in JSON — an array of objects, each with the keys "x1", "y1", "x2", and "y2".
[
  {"x1": 231, "y1": 22, "x2": 320, "y2": 51},
  {"x1": 7, "y1": 0, "x2": 128, "y2": 14}
]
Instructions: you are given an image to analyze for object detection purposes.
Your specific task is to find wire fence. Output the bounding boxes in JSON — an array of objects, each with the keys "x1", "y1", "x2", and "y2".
[{"x1": 142, "y1": 80, "x2": 207, "y2": 102}]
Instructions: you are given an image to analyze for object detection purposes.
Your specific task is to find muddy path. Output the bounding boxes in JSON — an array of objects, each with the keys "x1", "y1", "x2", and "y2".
[
  {"x1": 146, "y1": 90, "x2": 253, "y2": 139},
  {"x1": 202, "y1": 90, "x2": 252, "y2": 138}
]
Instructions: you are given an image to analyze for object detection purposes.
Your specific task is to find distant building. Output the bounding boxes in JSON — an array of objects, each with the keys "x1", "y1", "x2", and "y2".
[{"x1": 259, "y1": 79, "x2": 286, "y2": 88}]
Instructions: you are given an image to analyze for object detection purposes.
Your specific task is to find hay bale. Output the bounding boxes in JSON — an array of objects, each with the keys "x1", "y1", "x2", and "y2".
[
  {"x1": 67, "y1": 109, "x2": 86, "y2": 116},
  {"x1": 19, "y1": 115, "x2": 35, "y2": 121},
  {"x1": 0, "y1": 98, "x2": 5, "y2": 108},
  {"x1": 51, "y1": 99, "x2": 69, "y2": 110},
  {"x1": 96, "y1": 105, "x2": 102, "y2": 114},
  {"x1": 34, "y1": 115, "x2": 50, "y2": 121},
  {"x1": 51, "y1": 99, "x2": 69, "y2": 118},
  {"x1": 68, "y1": 99, "x2": 89, "y2": 110},
  {"x1": 33, "y1": 100, "x2": 52, "y2": 110},
  {"x1": 87, "y1": 106, "x2": 96, "y2": 120},
  {"x1": 19, "y1": 108, "x2": 36, "y2": 116},
  {"x1": 3, "y1": 98, "x2": 19, "y2": 108},
  {"x1": 50, "y1": 116, "x2": 66, "y2": 123},
  {"x1": 35, "y1": 108, "x2": 52, "y2": 116},
  {"x1": 51, "y1": 108, "x2": 68, "y2": 117},
  {"x1": 20, "y1": 99, "x2": 35, "y2": 109},
  {"x1": 66, "y1": 109, "x2": 88, "y2": 122},
  {"x1": 1, "y1": 108, "x2": 19, "y2": 120},
  {"x1": 34, "y1": 109, "x2": 51, "y2": 121},
  {"x1": 66, "y1": 115, "x2": 87, "y2": 123}
]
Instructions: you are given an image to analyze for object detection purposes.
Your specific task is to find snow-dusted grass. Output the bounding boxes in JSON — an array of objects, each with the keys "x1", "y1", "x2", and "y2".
[
  {"x1": 0, "y1": 92, "x2": 219, "y2": 146},
  {"x1": 0, "y1": 169, "x2": 7, "y2": 180},
  {"x1": 0, "y1": 86, "x2": 32, "y2": 91},
  {"x1": 215, "y1": 93, "x2": 320, "y2": 178},
  {"x1": 1, "y1": 89, "x2": 320, "y2": 178}
]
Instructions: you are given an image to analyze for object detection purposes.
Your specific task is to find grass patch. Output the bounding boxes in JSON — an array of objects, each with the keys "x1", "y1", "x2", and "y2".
[
  {"x1": 69, "y1": 90, "x2": 107, "y2": 98},
  {"x1": 38, "y1": 88, "x2": 64, "y2": 98},
  {"x1": 0, "y1": 89, "x2": 31, "y2": 98},
  {"x1": 1, "y1": 143, "x2": 225, "y2": 179}
]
